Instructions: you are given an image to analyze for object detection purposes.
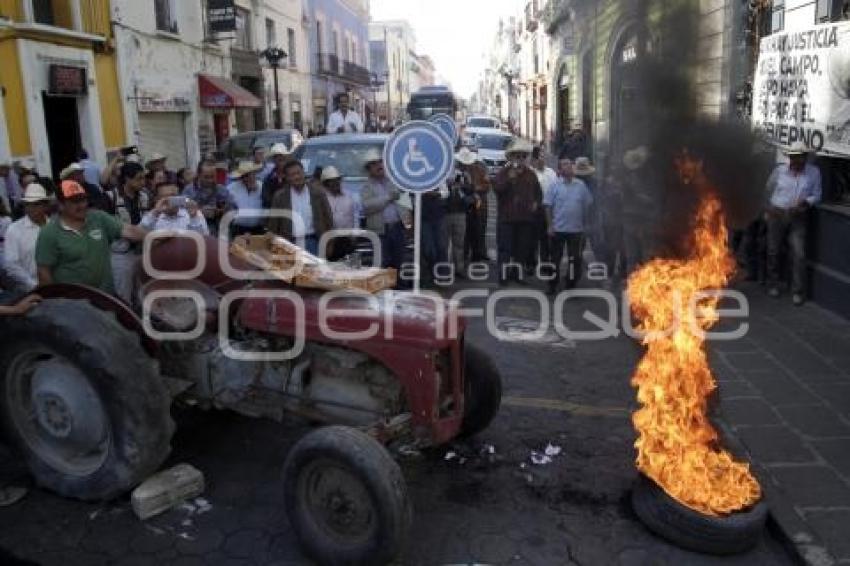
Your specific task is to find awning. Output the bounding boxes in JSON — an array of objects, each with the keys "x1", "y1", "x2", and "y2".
[{"x1": 198, "y1": 74, "x2": 262, "y2": 109}]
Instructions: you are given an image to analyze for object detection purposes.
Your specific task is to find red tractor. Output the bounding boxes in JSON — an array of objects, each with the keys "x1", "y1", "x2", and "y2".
[{"x1": 0, "y1": 237, "x2": 502, "y2": 565}]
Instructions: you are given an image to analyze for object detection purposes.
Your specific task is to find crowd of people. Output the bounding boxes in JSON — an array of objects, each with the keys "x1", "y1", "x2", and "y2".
[{"x1": 0, "y1": 112, "x2": 821, "y2": 306}]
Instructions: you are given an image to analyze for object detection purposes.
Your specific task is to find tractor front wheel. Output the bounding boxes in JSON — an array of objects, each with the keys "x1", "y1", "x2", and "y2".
[{"x1": 283, "y1": 426, "x2": 412, "y2": 565}]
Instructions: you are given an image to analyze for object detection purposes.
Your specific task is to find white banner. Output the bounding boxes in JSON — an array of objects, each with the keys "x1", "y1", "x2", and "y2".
[{"x1": 752, "y1": 21, "x2": 850, "y2": 157}]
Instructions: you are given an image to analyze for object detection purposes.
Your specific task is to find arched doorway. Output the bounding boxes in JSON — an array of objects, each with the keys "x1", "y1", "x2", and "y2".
[
  {"x1": 610, "y1": 25, "x2": 650, "y2": 165},
  {"x1": 556, "y1": 64, "x2": 570, "y2": 148}
]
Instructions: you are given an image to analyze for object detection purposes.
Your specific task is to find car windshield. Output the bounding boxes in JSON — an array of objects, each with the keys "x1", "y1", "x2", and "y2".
[
  {"x1": 254, "y1": 133, "x2": 294, "y2": 151},
  {"x1": 468, "y1": 118, "x2": 498, "y2": 129},
  {"x1": 294, "y1": 143, "x2": 384, "y2": 178},
  {"x1": 476, "y1": 135, "x2": 513, "y2": 151}
]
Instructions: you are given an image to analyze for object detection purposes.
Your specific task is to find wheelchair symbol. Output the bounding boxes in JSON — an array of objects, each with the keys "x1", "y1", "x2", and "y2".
[{"x1": 402, "y1": 138, "x2": 435, "y2": 178}]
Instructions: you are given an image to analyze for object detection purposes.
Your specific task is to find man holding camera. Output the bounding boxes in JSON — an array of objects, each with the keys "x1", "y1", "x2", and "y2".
[{"x1": 141, "y1": 183, "x2": 209, "y2": 235}]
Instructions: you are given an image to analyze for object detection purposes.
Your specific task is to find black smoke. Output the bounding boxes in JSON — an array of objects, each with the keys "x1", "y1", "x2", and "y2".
[{"x1": 623, "y1": 2, "x2": 774, "y2": 258}]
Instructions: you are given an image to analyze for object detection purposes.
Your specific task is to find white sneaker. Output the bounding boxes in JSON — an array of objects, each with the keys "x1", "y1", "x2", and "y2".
[{"x1": 768, "y1": 287, "x2": 780, "y2": 298}]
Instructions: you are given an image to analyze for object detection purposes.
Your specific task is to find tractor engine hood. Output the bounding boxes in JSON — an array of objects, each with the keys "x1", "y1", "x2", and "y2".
[{"x1": 238, "y1": 290, "x2": 465, "y2": 350}]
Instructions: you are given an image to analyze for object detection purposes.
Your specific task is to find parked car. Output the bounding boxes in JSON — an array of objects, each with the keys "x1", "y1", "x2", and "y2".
[
  {"x1": 475, "y1": 131, "x2": 514, "y2": 177},
  {"x1": 462, "y1": 115, "x2": 503, "y2": 147},
  {"x1": 219, "y1": 129, "x2": 304, "y2": 166},
  {"x1": 292, "y1": 133, "x2": 391, "y2": 221}
]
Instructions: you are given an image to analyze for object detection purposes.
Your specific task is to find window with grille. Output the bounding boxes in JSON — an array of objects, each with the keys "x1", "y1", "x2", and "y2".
[
  {"x1": 288, "y1": 28, "x2": 297, "y2": 68},
  {"x1": 266, "y1": 18, "x2": 276, "y2": 49},
  {"x1": 771, "y1": 0, "x2": 785, "y2": 32}
]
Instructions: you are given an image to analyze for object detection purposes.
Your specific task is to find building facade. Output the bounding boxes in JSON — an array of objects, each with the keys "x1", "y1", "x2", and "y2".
[
  {"x1": 112, "y1": 0, "x2": 261, "y2": 169},
  {"x1": 258, "y1": 0, "x2": 313, "y2": 134},
  {"x1": 515, "y1": 0, "x2": 550, "y2": 144},
  {"x1": 369, "y1": 20, "x2": 415, "y2": 124},
  {"x1": 476, "y1": 18, "x2": 519, "y2": 126},
  {"x1": 305, "y1": 0, "x2": 371, "y2": 130},
  {"x1": 541, "y1": 0, "x2": 740, "y2": 170},
  {"x1": 0, "y1": 0, "x2": 126, "y2": 178}
]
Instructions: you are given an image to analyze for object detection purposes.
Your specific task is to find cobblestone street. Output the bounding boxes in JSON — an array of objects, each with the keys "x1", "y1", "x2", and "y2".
[{"x1": 0, "y1": 282, "x2": 814, "y2": 566}]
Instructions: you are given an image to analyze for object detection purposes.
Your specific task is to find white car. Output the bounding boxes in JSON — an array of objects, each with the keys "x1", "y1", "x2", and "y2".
[
  {"x1": 474, "y1": 131, "x2": 514, "y2": 177},
  {"x1": 462, "y1": 116, "x2": 503, "y2": 146}
]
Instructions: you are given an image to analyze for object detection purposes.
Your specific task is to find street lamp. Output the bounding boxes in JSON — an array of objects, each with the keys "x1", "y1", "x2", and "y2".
[
  {"x1": 500, "y1": 67, "x2": 519, "y2": 133},
  {"x1": 261, "y1": 47, "x2": 288, "y2": 129},
  {"x1": 369, "y1": 72, "x2": 386, "y2": 132}
]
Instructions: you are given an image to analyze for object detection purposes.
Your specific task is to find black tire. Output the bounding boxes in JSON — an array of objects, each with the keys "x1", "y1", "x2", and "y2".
[
  {"x1": 0, "y1": 299, "x2": 174, "y2": 501},
  {"x1": 460, "y1": 342, "x2": 502, "y2": 437},
  {"x1": 631, "y1": 474, "x2": 768, "y2": 555},
  {"x1": 283, "y1": 426, "x2": 412, "y2": 566}
]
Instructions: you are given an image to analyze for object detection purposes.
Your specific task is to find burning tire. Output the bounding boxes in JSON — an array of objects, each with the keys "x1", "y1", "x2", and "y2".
[
  {"x1": 460, "y1": 343, "x2": 502, "y2": 438},
  {"x1": 631, "y1": 474, "x2": 768, "y2": 555},
  {"x1": 0, "y1": 299, "x2": 174, "y2": 501},
  {"x1": 283, "y1": 426, "x2": 412, "y2": 565}
]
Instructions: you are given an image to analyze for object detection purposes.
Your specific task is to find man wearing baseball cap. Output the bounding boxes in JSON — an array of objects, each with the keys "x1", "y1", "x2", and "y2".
[
  {"x1": 60, "y1": 162, "x2": 111, "y2": 212},
  {"x1": 35, "y1": 180, "x2": 147, "y2": 294},
  {"x1": 3, "y1": 184, "x2": 51, "y2": 291}
]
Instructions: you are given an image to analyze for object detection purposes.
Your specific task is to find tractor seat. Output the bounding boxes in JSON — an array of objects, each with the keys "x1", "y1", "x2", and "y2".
[{"x1": 137, "y1": 279, "x2": 222, "y2": 333}]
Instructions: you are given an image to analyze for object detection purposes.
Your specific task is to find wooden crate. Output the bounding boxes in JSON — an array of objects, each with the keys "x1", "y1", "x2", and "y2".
[
  {"x1": 231, "y1": 234, "x2": 396, "y2": 292},
  {"x1": 295, "y1": 266, "x2": 398, "y2": 293}
]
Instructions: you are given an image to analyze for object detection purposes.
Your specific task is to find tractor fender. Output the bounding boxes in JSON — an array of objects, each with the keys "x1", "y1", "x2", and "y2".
[{"x1": 34, "y1": 284, "x2": 157, "y2": 356}]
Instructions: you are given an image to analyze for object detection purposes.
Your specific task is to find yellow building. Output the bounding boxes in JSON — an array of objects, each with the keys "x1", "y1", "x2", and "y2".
[{"x1": 0, "y1": 0, "x2": 126, "y2": 178}]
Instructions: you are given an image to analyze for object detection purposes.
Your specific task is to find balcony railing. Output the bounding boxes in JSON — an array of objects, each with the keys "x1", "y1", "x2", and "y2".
[{"x1": 315, "y1": 53, "x2": 371, "y2": 86}]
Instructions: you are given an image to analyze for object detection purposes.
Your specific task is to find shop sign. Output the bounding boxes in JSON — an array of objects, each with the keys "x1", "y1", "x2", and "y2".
[
  {"x1": 48, "y1": 65, "x2": 87, "y2": 96},
  {"x1": 208, "y1": 0, "x2": 237, "y2": 34}
]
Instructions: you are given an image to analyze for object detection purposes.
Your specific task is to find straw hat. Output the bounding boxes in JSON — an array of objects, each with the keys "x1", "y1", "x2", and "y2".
[
  {"x1": 623, "y1": 146, "x2": 650, "y2": 171},
  {"x1": 320, "y1": 166, "x2": 342, "y2": 182},
  {"x1": 18, "y1": 159, "x2": 37, "y2": 172},
  {"x1": 21, "y1": 183, "x2": 49, "y2": 203},
  {"x1": 146, "y1": 152, "x2": 167, "y2": 167},
  {"x1": 363, "y1": 148, "x2": 383, "y2": 168},
  {"x1": 268, "y1": 143, "x2": 291, "y2": 157},
  {"x1": 573, "y1": 157, "x2": 596, "y2": 176},
  {"x1": 230, "y1": 160, "x2": 263, "y2": 179},
  {"x1": 455, "y1": 147, "x2": 479, "y2": 166},
  {"x1": 505, "y1": 138, "x2": 533, "y2": 156},
  {"x1": 784, "y1": 141, "x2": 809, "y2": 156},
  {"x1": 59, "y1": 162, "x2": 83, "y2": 180}
]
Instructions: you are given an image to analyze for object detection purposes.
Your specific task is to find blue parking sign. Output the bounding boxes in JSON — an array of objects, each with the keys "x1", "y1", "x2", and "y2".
[
  {"x1": 428, "y1": 114, "x2": 459, "y2": 147},
  {"x1": 383, "y1": 121, "x2": 454, "y2": 193}
]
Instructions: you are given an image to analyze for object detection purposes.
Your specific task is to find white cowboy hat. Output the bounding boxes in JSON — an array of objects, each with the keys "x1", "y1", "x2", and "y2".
[
  {"x1": 505, "y1": 138, "x2": 533, "y2": 156},
  {"x1": 623, "y1": 146, "x2": 650, "y2": 171},
  {"x1": 320, "y1": 166, "x2": 343, "y2": 182},
  {"x1": 21, "y1": 183, "x2": 50, "y2": 203},
  {"x1": 363, "y1": 149, "x2": 383, "y2": 168},
  {"x1": 268, "y1": 143, "x2": 291, "y2": 157},
  {"x1": 573, "y1": 157, "x2": 596, "y2": 176},
  {"x1": 784, "y1": 141, "x2": 810, "y2": 156},
  {"x1": 230, "y1": 160, "x2": 263, "y2": 179},
  {"x1": 18, "y1": 159, "x2": 37, "y2": 172},
  {"x1": 59, "y1": 162, "x2": 84, "y2": 180},
  {"x1": 455, "y1": 147, "x2": 479, "y2": 166},
  {"x1": 145, "y1": 152, "x2": 167, "y2": 166}
]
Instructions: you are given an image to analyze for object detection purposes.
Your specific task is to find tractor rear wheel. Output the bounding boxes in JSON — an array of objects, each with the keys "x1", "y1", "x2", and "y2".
[
  {"x1": 0, "y1": 299, "x2": 174, "y2": 501},
  {"x1": 283, "y1": 426, "x2": 412, "y2": 565}
]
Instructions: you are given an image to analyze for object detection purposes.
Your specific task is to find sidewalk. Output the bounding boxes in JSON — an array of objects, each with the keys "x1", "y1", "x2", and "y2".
[{"x1": 712, "y1": 283, "x2": 850, "y2": 565}]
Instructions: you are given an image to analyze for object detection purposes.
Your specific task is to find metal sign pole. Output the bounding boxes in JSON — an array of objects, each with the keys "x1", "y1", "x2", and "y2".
[{"x1": 414, "y1": 192, "x2": 423, "y2": 294}]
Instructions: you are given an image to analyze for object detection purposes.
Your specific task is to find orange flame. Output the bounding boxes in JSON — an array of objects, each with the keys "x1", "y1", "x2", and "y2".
[{"x1": 626, "y1": 166, "x2": 761, "y2": 516}]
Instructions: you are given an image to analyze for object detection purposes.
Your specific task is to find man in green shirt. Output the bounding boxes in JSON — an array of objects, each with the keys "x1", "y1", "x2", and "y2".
[{"x1": 36, "y1": 180, "x2": 147, "y2": 294}]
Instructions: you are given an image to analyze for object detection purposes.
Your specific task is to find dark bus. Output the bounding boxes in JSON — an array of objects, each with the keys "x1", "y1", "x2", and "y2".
[{"x1": 406, "y1": 86, "x2": 458, "y2": 121}]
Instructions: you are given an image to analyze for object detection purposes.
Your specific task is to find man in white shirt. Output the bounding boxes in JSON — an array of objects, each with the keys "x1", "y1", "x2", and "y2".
[
  {"x1": 3, "y1": 184, "x2": 50, "y2": 291},
  {"x1": 544, "y1": 157, "x2": 593, "y2": 294},
  {"x1": 326, "y1": 93, "x2": 364, "y2": 134},
  {"x1": 531, "y1": 146, "x2": 558, "y2": 268},
  {"x1": 140, "y1": 182, "x2": 209, "y2": 235},
  {"x1": 227, "y1": 161, "x2": 265, "y2": 236},
  {"x1": 321, "y1": 166, "x2": 356, "y2": 260},
  {"x1": 765, "y1": 142, "x2": 823, "y2": 306},
  {"x1": 267, "y1": 161, "x2": 333, "y2": 256}
]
